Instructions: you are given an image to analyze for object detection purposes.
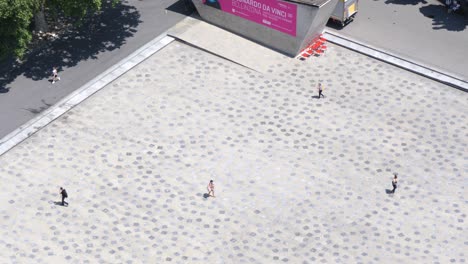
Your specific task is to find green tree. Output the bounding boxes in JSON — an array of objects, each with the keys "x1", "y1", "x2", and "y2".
[
  {"x1": 48, "y1": 0, "x2": 102, "y2": 19},
  {"x1": 1, "y1": 0, "x2": 118, "y2": 60},
  {"x1": 0, "y1": 0, "x2": 38, "y2": 59},
  {"x1": 33, "y1": 0, "x2": 104, "y2": 34}
]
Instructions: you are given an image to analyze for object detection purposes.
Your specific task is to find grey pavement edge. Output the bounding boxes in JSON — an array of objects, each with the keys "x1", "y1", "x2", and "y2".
[
  {"x1": 0, "y1": 33, "x2": 174, "y2": 157},
  {"x1": 323, "y1": 30, "x2": 468, "y2": 92}
]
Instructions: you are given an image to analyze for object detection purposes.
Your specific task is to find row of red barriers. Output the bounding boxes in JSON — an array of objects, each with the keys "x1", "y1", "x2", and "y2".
[{"x1": 298, "y1": 34, "x2": 327, "y2": 60}]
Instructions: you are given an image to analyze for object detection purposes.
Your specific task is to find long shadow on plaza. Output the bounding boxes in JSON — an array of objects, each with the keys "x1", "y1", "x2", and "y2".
[
  {"x1": 384, "y1": 0, "x2": 428, "y2": 5},
  {"x1": 0, "y1": 1, "x2": 141, "y2": 92},
  {"x1": 420, "y1": 5, "x2": 467, "y2": 31},
  {"x1": 166, "y1": 0, "x2": 196, "y2": 15},
  {"x1": 311, "y1": 95, "x2": 327, "y2": 99}
]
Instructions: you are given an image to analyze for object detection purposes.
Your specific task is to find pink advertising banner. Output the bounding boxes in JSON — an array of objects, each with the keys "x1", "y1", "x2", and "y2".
[{"x1": 202, "y1": 0, "x2": 297, "y2": 36}]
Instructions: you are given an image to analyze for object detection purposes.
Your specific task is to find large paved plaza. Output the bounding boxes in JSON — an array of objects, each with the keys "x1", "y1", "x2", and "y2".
[{"x1": 0, "y1": 39, "x2": 466, "y2": 263}]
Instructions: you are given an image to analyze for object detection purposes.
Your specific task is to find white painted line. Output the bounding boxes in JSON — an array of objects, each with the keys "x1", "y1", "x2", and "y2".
[{"x1": 0, "y1": 34, "x2": 174, "y2": 157}]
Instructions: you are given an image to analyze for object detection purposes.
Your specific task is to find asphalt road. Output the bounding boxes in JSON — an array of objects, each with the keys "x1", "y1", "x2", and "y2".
[
  {"x1": 0, "y1": 0, "x2": 191, "y2": 138},
  {"x1": 326, "y1": 0, "x2": 468, "y2": 80}
]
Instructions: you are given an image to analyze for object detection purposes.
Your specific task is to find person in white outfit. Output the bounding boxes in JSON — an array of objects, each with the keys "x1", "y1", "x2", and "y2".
[{"x1": 51, "y1": 67, "x2": 60, "y2": 84}]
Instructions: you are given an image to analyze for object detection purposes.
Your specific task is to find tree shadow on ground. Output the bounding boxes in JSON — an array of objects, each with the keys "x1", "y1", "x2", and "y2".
[
  {"x1": 166, "y1": 0, "x2": 196, "y2": 16},
  {"x1": 384, "y1": 0, "x2": 427, "y2": 5},
  {"x1": 0, "y1": 1, "x2": 141, "y2": 92},
  {"x1": 420, "y1": 4, "x2": 467, "y2": 31}
]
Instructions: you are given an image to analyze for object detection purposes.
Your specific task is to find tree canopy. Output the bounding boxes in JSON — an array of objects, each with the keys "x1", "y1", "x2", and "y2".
[
  {"x1": 48, "y1": 0, "x2": 102, "y2": 20},
  {"x1": 0, "y1": 0, "x2": 38, "y2": 59},
  {"x1": 0, "y1": 0, "x2": 117, "y2": 60}
]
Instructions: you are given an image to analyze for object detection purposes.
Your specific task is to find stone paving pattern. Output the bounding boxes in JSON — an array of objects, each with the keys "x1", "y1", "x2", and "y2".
[{"x1": 0, "y1": 41, "x2": 466, "y2": 263}]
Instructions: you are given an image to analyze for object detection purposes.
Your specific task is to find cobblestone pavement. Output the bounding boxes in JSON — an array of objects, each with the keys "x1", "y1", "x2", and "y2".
[{"x1": 0, "y1": 41, "x2": 466, "y2": 263}]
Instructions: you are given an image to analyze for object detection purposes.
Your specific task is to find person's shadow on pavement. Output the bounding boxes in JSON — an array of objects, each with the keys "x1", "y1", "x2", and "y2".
[{"x1": 53, "y1": 201, "x2": 68, "y2": 207}]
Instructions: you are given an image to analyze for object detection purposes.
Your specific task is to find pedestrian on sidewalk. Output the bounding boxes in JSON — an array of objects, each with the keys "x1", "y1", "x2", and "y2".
[
  {"x1": 391, "y1": 174, "x2": 398, "y2": 193},
  {"x1": 317, "y1": 82, "x2": 324, "y2": 98},
  {"x1": 51, "y1": 67, "x2": 60, "y2": 84},
  {"x1": 207, "y1": 180, "x2": 215, "y2": 197},
  {"x1": 60, "y1": 187, "x2": 68, "y2": 206}
]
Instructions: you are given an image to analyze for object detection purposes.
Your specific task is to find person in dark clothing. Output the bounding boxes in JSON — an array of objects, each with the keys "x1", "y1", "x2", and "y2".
[
  {"x1": 317, "y1": 83, "x2": 324, "y2": 98},
  {"x1": 60, "y1": 187, "x2": 68, "y2": 206},
  {"x1": 391, "y1": 174, "x2": 398, "y2": 193}
]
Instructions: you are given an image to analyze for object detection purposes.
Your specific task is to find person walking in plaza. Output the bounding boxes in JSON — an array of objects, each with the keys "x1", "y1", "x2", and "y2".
[
  {"x1": 317, "y1": 82, "x2": 324, "y2": 98},
  {"x1": 207, "y1": 180, "x2": 215, "y2": 197},
  {"x1": 391, "y1": 174, "x2": 398, "y2": 193},
  {"x1": 59, "y1": 187, "x2": 68, "y2": 206},
  {"x1": 51, "y1": 67, "x2": 60, "y2": 84}
]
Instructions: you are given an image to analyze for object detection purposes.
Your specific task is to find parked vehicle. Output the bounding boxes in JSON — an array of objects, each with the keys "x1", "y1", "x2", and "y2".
[{"x1": 329, "y1": 0, "x2": 359, "y2": 27}]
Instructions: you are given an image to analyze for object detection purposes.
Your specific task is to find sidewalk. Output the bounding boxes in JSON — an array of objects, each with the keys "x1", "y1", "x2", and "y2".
[
  {"x1": 326, "y1": 0, "x2": 468, "y2": 81},
  {"x1": 168, "y1": 17, "x2": 468, "y2": 91},
  {"x1": 323, "y1": 30, "x2": 468, "y2": 91},
  {"x1": 0, "y1": 18, "x2": 466, "y2": 263},
  {"x1": 0, "y1": 0, "x2": 189, "y2": 139}
]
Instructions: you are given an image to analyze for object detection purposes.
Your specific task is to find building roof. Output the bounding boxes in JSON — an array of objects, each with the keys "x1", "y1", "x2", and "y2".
[{"x1": 283, "y1": 0, "x2": 332, "y2": 7}]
